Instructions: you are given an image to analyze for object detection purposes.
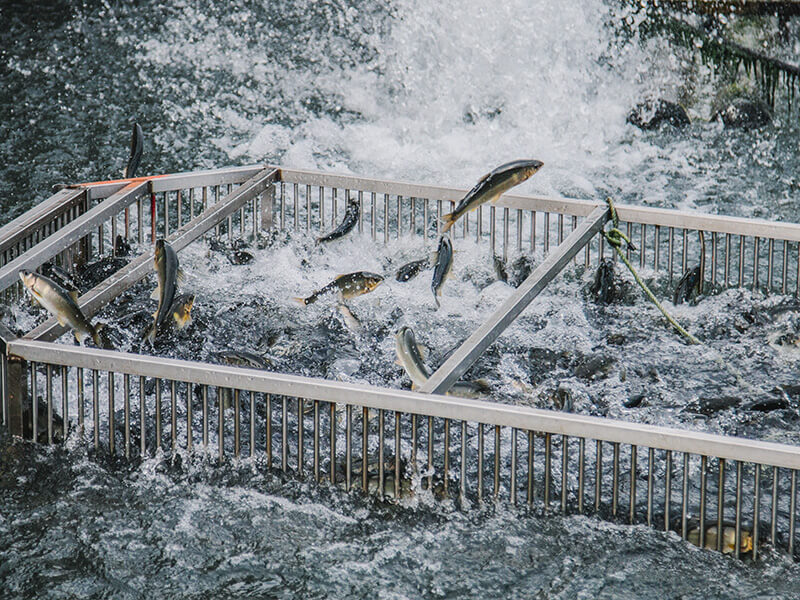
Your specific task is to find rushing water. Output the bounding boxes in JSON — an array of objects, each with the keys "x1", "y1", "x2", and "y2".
[{"x1": 3, "y1": 0, "x2": 800, "y2": 596}]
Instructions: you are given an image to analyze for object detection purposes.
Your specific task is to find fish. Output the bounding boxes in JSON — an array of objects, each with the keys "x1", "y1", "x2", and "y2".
[
  {"x1": 124, "y1": 122, "x2": 143, "y2": 178},
  {"x1": 431, "y1": 235, "x2": 453, "y2": 307},
  {"x1": 395, "y1": 257, "x2": 430, "y2": 282},
  {"x1": 19, "y1": 270, "x2": 103, "y2": 346},
  {"x1": 395, "y1": 326, "x2": 490, "y2": 397},
  {"x1": 212, "y1": 350, "x2": 271, "y2": 369},
  {"x1": 492, "y1": 255, "x2": 509, "y2": 283},
  {"x1": 590, "y1": 258, "x2": 616, "y2": 304},
  {"x1": 395, "y1": 326, "x2": 432, "y2": 388},
  {"x1": 227, "y1": 249, "x2": 253, "y2": 265},
  {"x1": 317, "y1": 197, "x2": 359, "y2": 244},
  {"x1": 146, "y1": 239, "x2": 183, "y2": 343},
  {"x1": 114, "y1": 234, "x2": 132, "y2": 257},
  {"x1": 337, "y1": 303, "x2": 363, "y2": 334},
  {"x1": 170, "y1": 293, "x2": 194, "y2": 329},
  {"x1": 687, "y1": 524, "x2": 754, "y2": 554},
  {"x1": 294, "y1": 271, "x2": 384, "y2": 306},
  {"x1": 673, "y1": 265, "x2": 702, "y2": 305},
  {"x1": 441, "y1": 159, "x2": 543, "y2": 233}
]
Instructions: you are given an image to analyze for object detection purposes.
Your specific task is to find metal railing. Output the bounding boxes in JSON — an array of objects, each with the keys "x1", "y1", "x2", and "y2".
[{"x1": 4, "y1": 164, "x2": 800, "y2": 562}]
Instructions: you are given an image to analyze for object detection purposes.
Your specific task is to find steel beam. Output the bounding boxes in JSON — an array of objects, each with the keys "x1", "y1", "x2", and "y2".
[
  {"x1": 0, "y1": 181, "x2": 148, "y2": 293},
  {"x1": 419, "y1": 204, "x2": 610, "y2": 395},
  {"x1": 25, "y1": 168, "x2": 278, "y2": 342}
]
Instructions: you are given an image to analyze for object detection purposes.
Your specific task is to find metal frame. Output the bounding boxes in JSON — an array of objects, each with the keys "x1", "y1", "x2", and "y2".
[{"x1": 4, "y1": 163, "x2": 800, "y2": 560}]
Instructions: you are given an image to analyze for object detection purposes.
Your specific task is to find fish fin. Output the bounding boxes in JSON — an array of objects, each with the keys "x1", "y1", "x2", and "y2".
[
  {"x1": 74, "y1": 330, "x2": 86, "y2": 344},
  {"x1": 472, "y1": 378, "x2": 491, "y2": 391},
  {"x1": 150, "y1": 285, "x2": 161, "y2": 300},
  {"x1": 145, "y1": 322, "x2": 157, "y2": 344},
  {"x1": 173, "y1": 311, "x2": 192, "y2": 329},
  {"x1": 69, "y1": 290, "x2": 79, "y2": 302},
  {"x1": 292, "y1": 297, "x2": 308, "y2": 306},
  {"x1": 176, "y1": 268, "x2": 186, "y2": 285},
  {"x1": 410, "y1": 382, "x2": 417, "y2": 391},
  {"x1": 440, "y1": 212, "x2": 458, "y2": 233},
  {"x1": 56, "y1": 314, "x2": 67, "y2": 326}
]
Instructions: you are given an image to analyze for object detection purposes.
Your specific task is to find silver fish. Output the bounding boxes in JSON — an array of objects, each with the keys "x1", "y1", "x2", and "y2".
[
  {"x1": 124, "y1": 122, "x2": 143, "y2": 178},
  {"x1": 441, "y1": 159, "x2": 543, "y2": 233},
  {"x1": 146, "y1": 239, "x2": 183, "y2": 343},
  {"x1": 294, "y1": 271, "x2": 384, "y2": 306},
  {"x1": 431, "y1": 235, "x2": 453, "y2": 307},
  {"x1": 317, "y1": 197, "x2": 359, "y2": 244}
]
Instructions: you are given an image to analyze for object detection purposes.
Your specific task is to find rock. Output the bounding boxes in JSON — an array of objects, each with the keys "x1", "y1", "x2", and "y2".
[
  {"x1": 627, "y1": 98, "x2": 690, "y2": 130},
  {"x1": 624, "y1": 393, "x2": 646, "y2": 408},
  {"x1": 573, "y1": 353, "x2": 615, "y2": 380},
  {"x1": 714, "y1": 97, "x2": 771, "y2": 129}
]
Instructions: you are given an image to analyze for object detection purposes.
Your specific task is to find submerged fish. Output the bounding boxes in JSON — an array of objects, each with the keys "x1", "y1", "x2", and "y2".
[
  {"x1": 431, "y1": 235, "x2": 453, "y2": 307},
  {"x1": 395, "y1": 257, "x2": 430, "y2": 282},
  {"x1": 170, "y1": 293, "x2": 194, "y2": 329},
  {"x1": 294, "y1": 271, "x2": 384, "y2": 306},
  {"x1": 492, "y1": 255, "x2": 509, "y2": 283},
  {"x1": 337, "y1": 303, "x2": 363, "y2": 333},
  {"x1": 212, "y1": 350, "x2": 270, "y2": 369},
  {"x1": 317, "y1": 197, "x2": 359, "y2": 244},
  {"x1": 673, "y1": 265, "x2": 702, "y2": 305},
  {"x1": 124, "y1": 122, "x2": 143, "y2": 178},
  {"x1": 590, "y1": 258, "x2": 616, "y2": 304},
  {"x1": 395, "y1": 326, "x2": 490, "y2": 398},
  {"x1": 441, "y1": 159, "x2": 543, "y2": 233},
  {"x1": 19, "y1": 270, "x2": 103, "y2": 346},
  {"x1": 146, "y1": 239, "x2": 183, "y2": 343},
  {"x1": 687, "y1": 524, "x2": 754, "y2": 554}
]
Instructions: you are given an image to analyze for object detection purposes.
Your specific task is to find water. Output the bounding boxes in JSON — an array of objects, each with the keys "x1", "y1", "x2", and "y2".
[{"x1": 3, "y1": 0, "x2": 800, "y2": 596}]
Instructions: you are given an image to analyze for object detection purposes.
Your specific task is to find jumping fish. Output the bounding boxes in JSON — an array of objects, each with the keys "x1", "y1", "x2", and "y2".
[
  {"x1": 395, "y1": 257, "x2": 430, "y2": 282},
  {"x1": 317, "y1": 197, "x2": 359, "y2": 244},
  {"x1": 146, "y1": 239, "x2": 183, "y2": 343},
  {"x1": 395, "y1": 326, "x2": 490, "y2": 398},
  {"x1": 441, "y1": 159, "x2": 543, "y2": 233},
  {"x1": 125, "y1": 122, "x2": 143, "y2": 178},
  {"x1": 294, "y1": 271, "x2": 384, "y2": 306},
  {"x1": 431, "y1": 235, "x2": 453, "y2": 307},
  {"x1": 590, "y1": 258, "x2": 616, "y2": 304},
  {"x1": 19, "y1": 270, "x2": 103, "y2": 346},
  {"x1": 212, "y1": 350, "x2": 271, "y2": 369},
  {"x1": 673, "y1": 265, "x2": 702, "y2": 305}
]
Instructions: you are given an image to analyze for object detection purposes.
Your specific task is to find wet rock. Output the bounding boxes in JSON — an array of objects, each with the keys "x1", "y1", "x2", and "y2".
[
  {"x1": 714, "y1": 97, "x2": 771, "y2": 129},
  {"x1": 573, "y1": 353, "x2": 615, "y2": 380},
  {"x1": 743, "y1": 396, "x2": 789, "y2": 412},
  {"x1": 623, "y1": 393, "x2": 646, "y2": 408},
  {"x1": 627, "y1": 98, "x2": 690, "y2": 130},
  {"x1": 686, "y1": 396, "x2": 740, "y2": 416},
  {"x1": 606, "y1": 333, "x2": 626, "y2": 346}
]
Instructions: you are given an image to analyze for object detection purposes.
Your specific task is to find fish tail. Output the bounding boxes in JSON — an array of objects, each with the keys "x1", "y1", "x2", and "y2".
[
  {"x1": 440, "y1": 212, "x2": 458, "y2": 233},
  {"x1": 145, "y1": 322, "x2": 157, "y2": 344},
  {"x1": 293, "y1": 296, "x2": 312, "y2": 306},
  {"x1": 92, "y1": 323, "x2": 105, "y2": 348}
]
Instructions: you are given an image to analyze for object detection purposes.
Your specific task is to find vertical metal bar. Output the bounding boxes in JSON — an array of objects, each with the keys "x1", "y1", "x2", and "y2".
[
  {"x1": 681, "y1": 453, "x2": 689, "y2": 539},
  {"x1": 768, "y1": 238, "x2": 774, "y2": 292},
  {"x1": 394, "y1": 412, "x2": 401, "y2": 501},
  {"x1": 379, "y1": 409, "x2": 385, "y2": 497},
  {"x1": 443, "y1": 418, "x2": 450, "y2": 497},
  {"x1": 630, "y1": 445, "x2": 637, "y2": 524},
  {"x1": 612, "y1": 442, "x2": 619, "y2": 517},
  {"x1": 266, "y1": 394, "x2": 272, "y2": 466},
  {"x1": 371, "y1": 192, "x2": 377, "y2": 241},
  {"x1": 595, "y1": 440, "x2": 603, "y2": 512},
  {"x1": 681, "y1": 228, "x2": 688, "y2": 273},
  {"x1": 384, "y1": 194, "x2": 390, "y2": 244},
  {"x1": 494, "y1": 425, "x2": 501, "y2": 500},
  {"x1": 544, "y1": 212, "x2": 550, "y2": 254},
  {"x1": 717, "y1": 459, "x2": 726, "y2": 553},
  {"x1": 668, "y1": 227, "x2": 674, "y2": 284},
  {"x1": 282, "y1": 396, "x2": 288, "y2": 472},
  {"x1": 77, "y1": 367, "x2": 84, "y2": 439},
  {"x1": 544, "y1": 432, "x2": 551, "y2": 510},
  {"x1": 490, "y1": 206, "x2": 496, "y2": 255},
  {"x1": 478, "y1": 205, "x2": 484, "y2": 242},
  {"x1": 293, "y1": 183, "x2": 299, "y2": 231},
  {"x1": 319, "y1": 187, "x2": 325, "y2": 231},
  {"x1": 186, "y1": 382, "x2": 193, "y2": 453},
  {"x1": 790, "y1": 470, "x2": 797, "y2": 556},
  {"x1": 647, "y1": 447, "x2": 654, "y2": 526},
  {"x1": 711, "y1": 231, "x2": 717, "y2": 286},
  {"x1": 139, "y1": 376, "x2": 145, "y2": 456},
  {"x1": 346, "y1": 404, "x2": 352, "y2": 491},
  {"x1": 782, "y1": 240, "x2": 789, "y2": 294},
  {"x1": 753, "y1": 237, "x2": 761, "y2": 291},
  {"x1": 61, "y1": 365, "x2": 68, "y2": 441},
  {"x1": 753, "y1": 463, "x2": 761, "y2": 561},
  {"x1": 217, "y1": 387, "x2": 223, "y2": 461},
  {"x1": 297, "y1": 398, "x2": 303, "y2": 474},
  {"x1": 664, "y1": 450, "x2": 672, "y2": 532},
  {"x1": 578, "y1": 437, "x2": 585, "y2": 513},
  {"x1": 516, "y1": 209, "x2": 523, "y2": 251},
  {"x1": 305, "y1": 185, "x2": 312, "y2": 232},
  {"x1": 93, "y1": 369, "x2": 99, "y2": 450},
  {"x1": 503, "y1": 207, "x2": 509, "y2": 261},
  {"x1": 558, "y1": 213, "x2": 564, "y2": 245},
  {"x1": 735, "y1": 460, "x2": 743, "y2": 559},
  {"x1": 46, "y1": 364, "x2": 52, "y2": 445},
  {"x1": 330, "y1": 403, "x2": 336, "y2": 485},
  {"x1": 280, "y1": 182, "x2": 286, "y2": 231},
  {"x1": 460, "y1": 421, "x2": 467, "y2": 502},
  {"x1": 772, "y1": 466, "x2": 779, "y2": 547},
  {"x1": 561, "y1": 435, "x2": 568, "y2": 513},
  {"x1": 170, "y1": 380, "x2": 176, "y2": 455},
  {"x1": 700, "y1": 455, "x2": 707, "y2": 548},
  {"x1": 124, "y1": 374, "x2": 130, "y2": 459},
  {"x1": 640, "y1": 224, "x2": 646, "y2": 269},
  {"x1": 314, "y1": 400, "x2": 320, "y2": 482},
  {"x1": 411, "y1": 414, "x2": 418, "y2": 474},
  {"x1": 357, "y1": 190, "x2": 364, "y2": 235},
  {"x1": 510, "y1": 428, "x2": 517, "y2": 505},
  {"x1": 530, "y1": 211, "x2": 536, "y2": 253},
  {"x1": 361, "y1": 406, "x2": 368, "y2": 491},
  {"x1": 478, "y1": 423, "x2": 484, "y2": 503},
  {"x1": 137, "y1": 198, "x2": 143, "y2": 244},
  {"x1": 395, "y1": 194, "x2": 401, "y2": 238},
  {"x1": 202, "y1": 385, "x2": 208, "y2": 450},
  {"x1": 738, "y1": 236, "x2": 745, "y2": 288},
  {"x1": 427, "y1": 416, "x2": 434, "y2": 491},
  {"x1": 654, "y1": 226, "x2": 661, "y2": 272}
]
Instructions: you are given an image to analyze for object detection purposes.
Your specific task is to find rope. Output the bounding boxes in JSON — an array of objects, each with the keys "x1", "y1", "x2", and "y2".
[{"x1": 601, "y1": 197, "x2": 762, "y2": 394}]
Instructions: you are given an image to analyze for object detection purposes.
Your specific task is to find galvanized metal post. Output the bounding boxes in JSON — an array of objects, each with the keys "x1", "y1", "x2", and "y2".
[{"x1": 261, "y1": 184, "x2": 275, "y2": 231}]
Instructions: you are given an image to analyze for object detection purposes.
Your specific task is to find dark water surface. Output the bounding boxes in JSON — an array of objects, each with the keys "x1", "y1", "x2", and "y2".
[{"x1": 3, "y1": 0, "x2": 800, "y2": 597}]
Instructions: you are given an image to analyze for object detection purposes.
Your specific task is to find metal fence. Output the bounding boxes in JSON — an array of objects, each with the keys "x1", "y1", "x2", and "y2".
[{"x1": 3, "y1": 164, "x2": 800, "y2": 563}]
